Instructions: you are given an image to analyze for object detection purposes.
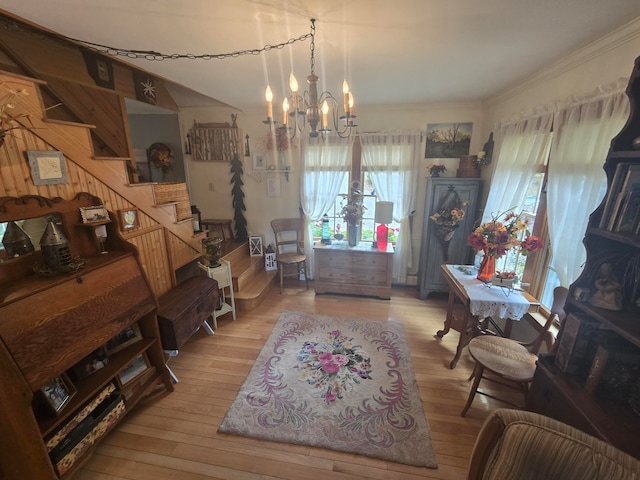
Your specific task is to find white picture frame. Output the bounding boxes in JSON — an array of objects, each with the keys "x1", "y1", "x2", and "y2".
[
  {"x1": 249, "y1": 234, "x2": 263, "y2": 257},
  {"x1": 267, "y1": 177, "x2": 281, "y2": 197},
  {"x1": 253, "y1": 153, "x2": 266, "y2": 170}
]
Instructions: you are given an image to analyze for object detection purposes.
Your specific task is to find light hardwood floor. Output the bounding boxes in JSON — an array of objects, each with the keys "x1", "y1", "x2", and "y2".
[{"x1": 76, "y1": 282, "x2": 521, "y2": 480}]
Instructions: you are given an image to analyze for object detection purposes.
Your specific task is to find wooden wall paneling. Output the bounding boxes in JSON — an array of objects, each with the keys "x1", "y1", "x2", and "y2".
[
  {"x1": 128, "y1": 228, "x2": 172, "y2": 298},
  {"x1": 41, "y1": 75, "x2": 129, "y2": 157},
  {"x1": 166, "y1": 229, "x2": 200, "y2": 272}
]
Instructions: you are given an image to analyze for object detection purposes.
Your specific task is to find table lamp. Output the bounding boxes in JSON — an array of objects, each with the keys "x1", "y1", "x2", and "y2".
[{"x1": 373, "y1": 201, "x2": 393, "y2": 250}]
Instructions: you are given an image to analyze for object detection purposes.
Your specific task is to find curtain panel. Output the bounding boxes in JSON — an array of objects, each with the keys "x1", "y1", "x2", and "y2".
[
  {"x1": 300, "y1": 134, "x2": 354, "y2": 278},
  {"x1": 547, "y1": 81, "x2": 629, "y2": 286},
  {"x1": 360, "y1": 131, "x2": 421, "y2": 283}
]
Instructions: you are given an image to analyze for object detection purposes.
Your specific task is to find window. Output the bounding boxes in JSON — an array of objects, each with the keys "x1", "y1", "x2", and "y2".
[{"x1": 310, "y1": 141, "x2": 401, "y2": 244}]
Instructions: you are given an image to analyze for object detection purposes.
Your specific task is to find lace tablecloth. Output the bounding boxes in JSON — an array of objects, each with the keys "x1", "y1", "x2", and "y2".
[{"x1": 446, "y1": 265, "x2": 530, "y2": 320}]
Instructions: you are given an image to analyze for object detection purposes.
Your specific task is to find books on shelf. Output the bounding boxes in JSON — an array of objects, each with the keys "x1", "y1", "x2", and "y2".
[
  {"x1": 599, "y1": 163, "x2": 640, "y2": 233},
  {"x1": 554, "y1": 313, "x2": 599, "y2": 374}
]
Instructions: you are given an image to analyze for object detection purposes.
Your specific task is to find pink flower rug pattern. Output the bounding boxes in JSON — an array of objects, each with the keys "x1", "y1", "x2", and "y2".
[{"x1": 218, "y1": 311, "x2": 438, "y2": 468}]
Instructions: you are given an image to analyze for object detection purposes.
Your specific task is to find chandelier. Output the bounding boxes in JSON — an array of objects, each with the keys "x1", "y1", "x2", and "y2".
[{"x1": 264, "y1": 19, "x2": 357, "y2": 139}]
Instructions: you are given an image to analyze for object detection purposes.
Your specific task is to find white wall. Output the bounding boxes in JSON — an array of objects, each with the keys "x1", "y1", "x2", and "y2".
[{"x1": 180, "y1": 16, "x2": 640, "y2": 284}]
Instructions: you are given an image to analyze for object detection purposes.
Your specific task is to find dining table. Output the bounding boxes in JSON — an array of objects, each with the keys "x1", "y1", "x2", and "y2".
[{"x1": 437, "y1": 264, "x2": 540, "y2": 369}]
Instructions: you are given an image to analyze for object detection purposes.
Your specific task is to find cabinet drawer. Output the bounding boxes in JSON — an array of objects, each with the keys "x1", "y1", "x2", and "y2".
[
  {"x1": 317, "y1": 266, "x2": 386, "y2": 286},
  {"x1": 318, "y1": 251, "x2": 388, "y2": 271},
  {"x1": 0, "y1": 256, "x2": 155, "y2": 390}
]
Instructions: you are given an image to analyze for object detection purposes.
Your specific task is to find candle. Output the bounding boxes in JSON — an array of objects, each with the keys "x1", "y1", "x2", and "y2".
[
  {"x1": 342, "y1": 80, "x2": 350, "y2": 115},
  {"x1": 265, "y1": 85, "x2": 273, "y2": 120},
  {"x1": 289, "y1": 73, "x2": 299, "y2": 111},
  {"x1": 321, "y1": 100, "x2": 329, "y2": 129},
  {"x1": 348, "y1": 92, "x2": 354, "y2": 118},
  {"x1": 282, "y1": 98, "x2": 289, "y2": 125}
]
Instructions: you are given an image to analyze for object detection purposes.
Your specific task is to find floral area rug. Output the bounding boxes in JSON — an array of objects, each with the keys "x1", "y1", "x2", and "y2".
[{"x1": 218, "y1": 311, "x2": 438, "y2": 468}]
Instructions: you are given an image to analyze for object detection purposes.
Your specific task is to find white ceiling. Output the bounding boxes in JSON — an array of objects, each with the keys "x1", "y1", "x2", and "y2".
[{"x1": 2, "y1": 1, "x2": 640, "y2": 111}]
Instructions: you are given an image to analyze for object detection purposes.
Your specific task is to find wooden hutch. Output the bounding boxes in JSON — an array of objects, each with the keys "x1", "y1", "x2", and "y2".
[{"x1": 0, "y1": 193, "x2": 173, "y2": 478}]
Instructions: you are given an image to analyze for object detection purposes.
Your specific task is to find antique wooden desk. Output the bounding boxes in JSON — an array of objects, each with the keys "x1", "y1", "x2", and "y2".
[
  {"x1": 438, "y1": 264, "x2": 540, "y2": 369},
  {"x1": 314, "y1": 242, "x2": 394, "y2": 299}
]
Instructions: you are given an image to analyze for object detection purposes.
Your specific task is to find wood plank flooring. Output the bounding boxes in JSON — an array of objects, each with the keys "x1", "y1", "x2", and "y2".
[{"x1": 75, "y1": 282, "x2": 519, "y2": 480}]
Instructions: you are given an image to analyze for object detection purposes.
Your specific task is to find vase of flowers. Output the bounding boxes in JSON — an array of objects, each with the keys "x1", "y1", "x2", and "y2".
[
  {"x1": 467, "y1": 209, "x2": 543, "y2": 283},
  {"x1": 340, "y1": 182, "x2": 367, "y2": 246},
  {"x1": 429, "y1": 192, "x2": 469, "y2": 261},
  {"x1": 428, "y1": 164, "x2": 447, "y2": 177}
]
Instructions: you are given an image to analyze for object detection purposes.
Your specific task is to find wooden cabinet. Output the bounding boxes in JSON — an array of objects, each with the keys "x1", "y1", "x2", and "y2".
[
  {"x1": 527, "y1": 56, "x2": 640, "y2": 460},
  {"x1": 0, "y1": 193, "x2": 173, "y2": 479},
  {"x1": 418, "y1": 177, "x2": 481, "y2": 299},
  {"x1": 314, "y1": 243, "x2": 394, "y2": 299}
]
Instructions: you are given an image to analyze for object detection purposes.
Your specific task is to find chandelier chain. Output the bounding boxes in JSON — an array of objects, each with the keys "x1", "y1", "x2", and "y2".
[{"x1": 309, "y1": 19, "x2": 316, "y2": 76}]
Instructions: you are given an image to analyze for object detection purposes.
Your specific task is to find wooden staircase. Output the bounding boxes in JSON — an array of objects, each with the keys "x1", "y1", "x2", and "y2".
[{"x1": 218, "y1": 240, "x2": 278, "y2": 311}]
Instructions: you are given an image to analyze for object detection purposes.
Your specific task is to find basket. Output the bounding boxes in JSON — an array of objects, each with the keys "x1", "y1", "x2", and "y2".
[
  {"x1": 153, "y1": 182, "x2": 192, "y2": 222},
  {"x1": 456, "y1": 155, "x2": 481, "y2": 178}
]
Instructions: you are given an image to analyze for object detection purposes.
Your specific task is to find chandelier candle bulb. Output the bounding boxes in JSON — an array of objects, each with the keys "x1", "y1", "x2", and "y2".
[
  {"x1": 322, "y1": 100, "x2": 329, "y2": 130},
  {"x1": 265, "y1": 85, "x2": 273, "y2": 120},
  {"x1": 282, "y1": 98, "x2": 289, "y2": 125},
  {"x1": 348, "y1": 92, "x2": 354, "y2": 118},
  {"x1": 289, "y1": 73, "x2": 299, "y2": 111},
  {"x1": 343, "y1": 80, "x2": 350, "y2": 115}
]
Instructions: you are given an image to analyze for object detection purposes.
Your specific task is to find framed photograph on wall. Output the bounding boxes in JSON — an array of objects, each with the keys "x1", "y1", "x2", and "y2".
[
  {"x1": 39, "y1": 374, "x2": 76, "y2": 415},
  {"x1": 267, "y1": 177, "x2": 281, "y2": 197},
  {"x1": 27, "y1": 150, "x2": 68, "y2": 185},
  {"x1": 118, "y1": 208, "x2": 140, "y2": 231},
  {"x1": 249, "y1": 234, "x2": 264, "y2": 257},
  {"x1": 253, "y1": 153, "x2": 266, "y2": 170}
]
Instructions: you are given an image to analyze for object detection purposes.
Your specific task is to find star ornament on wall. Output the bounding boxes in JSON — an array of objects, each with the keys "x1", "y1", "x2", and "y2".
[{"x1": 140, "y1": 78, "x2": 156, "y2": 100}]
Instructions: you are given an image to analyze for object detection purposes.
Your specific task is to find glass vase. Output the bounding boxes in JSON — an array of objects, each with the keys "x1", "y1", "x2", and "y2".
[
  {"x1": 348, "y1": 224, "x2": 359, "y2": 246},
  {"x1": 477, "y1": 253, "x2": 495, "y2": 283}
]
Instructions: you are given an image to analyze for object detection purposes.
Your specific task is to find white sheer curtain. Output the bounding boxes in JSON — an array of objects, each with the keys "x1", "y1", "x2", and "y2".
[
  {"x1": 482, "y1": 111, "x2": 554, "y2": 223},
  {"x1": 300, "y1": 134, "x2": 354, "y2": 278},
  {"x1": 547, "y1": 80, "x2": 629, "y2": 287},
  {"x1": 360, "y1": 131, "x2": 421, "y2": 283}
]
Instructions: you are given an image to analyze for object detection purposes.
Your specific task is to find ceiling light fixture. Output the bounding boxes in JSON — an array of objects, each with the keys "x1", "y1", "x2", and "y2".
[{"x1": 264, "y1": 19, "x2": 357, "y2": 139}]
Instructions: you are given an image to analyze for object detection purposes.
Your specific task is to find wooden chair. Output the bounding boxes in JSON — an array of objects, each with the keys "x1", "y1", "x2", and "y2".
[
  {"x1": 460, "y1": 286, "x2": 568, "y2": 416},
  {"x1": 270, "y1": 218, "x2": 309, "y2": 294}
]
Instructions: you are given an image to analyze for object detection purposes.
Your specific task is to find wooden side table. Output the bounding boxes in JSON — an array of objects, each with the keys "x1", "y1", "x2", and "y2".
[
  {"x1": 438, "y1": 264, "x2": 540, "y2": 369},
  {"x1": 199, "y1": 259, "x2": 236, "y2": 328},
  {"x1": 313, "y1": 242, "x2": 394, "y2": 299}
]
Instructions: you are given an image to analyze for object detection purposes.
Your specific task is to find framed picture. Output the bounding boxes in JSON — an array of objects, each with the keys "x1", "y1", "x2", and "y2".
[
  {"x1": 118, "y1": 208, "x2": 139, "y2": 231},
  {"x1": 106, "y1": 322, "x2": 142, "y2": 355},
  {"x1": 267, "y1": 177, "x2": 281, "y2": 197},
  {"x1": 70, "y1": 346, "x2": 110, "y2": 381},
  {"x1": 249, "y1": 234, "x2": 263, "y2": 257},
  {"x1": 424, "y1": 122, "x2": 473, "y2": 158},
  {"x1": 39, "y1": 374, "x2": 76, "y2": 415},
  {"x1": 27, "y1": 150, "x2": 68, "y2": 185},
  {"x1": 80, "y1": 205, "x2": 110, "y2": 223},
  {"x1": 116, "y1": 353, "x2": 150, "y2": 388},
  {"x1": 253, "y1": 153, "x2": 266, "y2": 170}
]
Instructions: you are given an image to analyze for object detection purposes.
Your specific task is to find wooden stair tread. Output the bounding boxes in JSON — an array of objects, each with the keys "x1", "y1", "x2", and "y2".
[{"x1": 234, "y1": 270, "x2": 277, "y2": 312}]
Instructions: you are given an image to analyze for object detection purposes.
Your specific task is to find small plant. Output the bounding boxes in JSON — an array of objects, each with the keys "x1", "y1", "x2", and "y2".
[{"x1": 428, "y1": 164, "x2": 447, "y2": 176}]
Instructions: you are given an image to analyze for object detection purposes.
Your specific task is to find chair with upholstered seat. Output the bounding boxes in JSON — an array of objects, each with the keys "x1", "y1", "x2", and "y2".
[
  {"x1": 460, "y1": 286, "x2": 569, "y2": 416},
  {"x1": 270, "y1": 218, "x2": 309, "y2": 294}
]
